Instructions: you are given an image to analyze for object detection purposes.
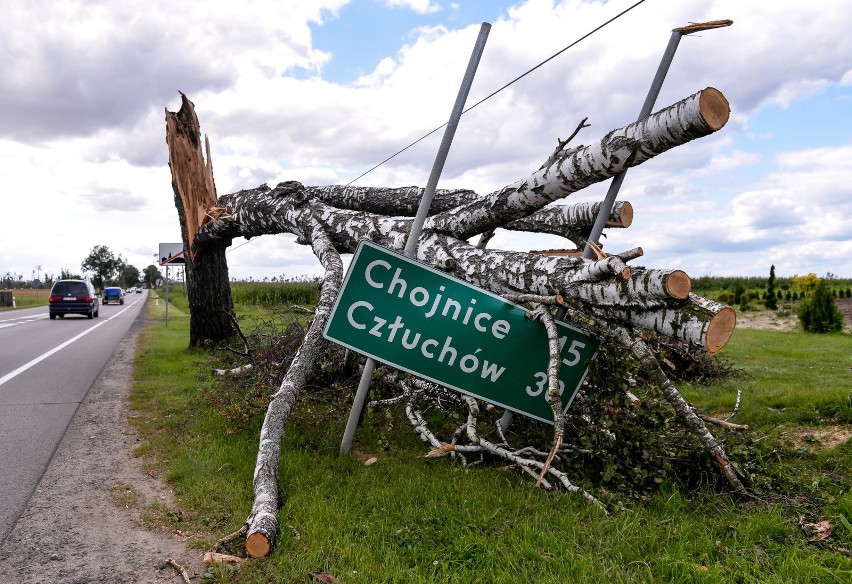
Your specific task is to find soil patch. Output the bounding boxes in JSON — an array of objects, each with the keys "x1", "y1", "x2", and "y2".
[
  {"x1": 735, "y1": 298, "x2": 852, "y2": 333},
  {"x1": 835, "y1": 297, "x2": 852, "y2": 330},
  {"x1": 0, "y1": 315, "x2": 205, "y2": 583},
  {"x1": 779, "y1": 425, "x2": 852, "y2": 450}
]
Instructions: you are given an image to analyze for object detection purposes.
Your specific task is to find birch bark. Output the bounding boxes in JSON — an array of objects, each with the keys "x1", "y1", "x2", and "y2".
[{"x1": 244, "y1": 221, "x2": 344, "y2": 558}]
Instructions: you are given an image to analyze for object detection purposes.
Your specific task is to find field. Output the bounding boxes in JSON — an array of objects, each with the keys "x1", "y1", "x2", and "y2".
[
  {"x1": 0, "y1": 288, "x2": 49, "y2": 310},
  {"x1": 128, "y1": 291, "x2": 852, "y2": 582}
]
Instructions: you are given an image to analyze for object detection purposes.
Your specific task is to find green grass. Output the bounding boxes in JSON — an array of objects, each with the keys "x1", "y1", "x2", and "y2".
[
  {"x1": 682, "y1": 328, "x2": 852, "y2": 428},
  {"x1": 130, "y1": 295, "x2": 852, "y2": 583}
]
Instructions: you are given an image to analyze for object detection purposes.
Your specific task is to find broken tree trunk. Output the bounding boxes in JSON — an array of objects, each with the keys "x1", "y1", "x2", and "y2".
[
  {"x1": 165, "y1": 93, "x2": 236, "y2": 347},
  {"x1": 244, "y1": 221, "x2": 344, "y2": 558}
]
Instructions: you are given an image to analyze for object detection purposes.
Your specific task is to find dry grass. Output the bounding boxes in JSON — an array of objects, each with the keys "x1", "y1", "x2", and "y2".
[{"x1": 0, "y1": 288, "x2": 49, "y2": 310}]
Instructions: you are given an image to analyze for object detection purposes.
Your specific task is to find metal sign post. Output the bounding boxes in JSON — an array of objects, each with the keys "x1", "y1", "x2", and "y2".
[
  {"x1": 339, "y1": 23, "x2": 491, "y2": 454},
  {"x1": 165, "y1": 265, "x2": 169, "y2": 326},
  {"x1": 159, "y1": 242, "x2": 187, "y2": 327},
  {"x1": 581, "y1": 20, "x2": 732, "y2": 261}
]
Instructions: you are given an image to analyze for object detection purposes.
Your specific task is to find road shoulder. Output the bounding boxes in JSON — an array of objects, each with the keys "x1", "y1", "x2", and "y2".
[{"x1": 0, "y1": 312, "x2": 205, "y2": 582}]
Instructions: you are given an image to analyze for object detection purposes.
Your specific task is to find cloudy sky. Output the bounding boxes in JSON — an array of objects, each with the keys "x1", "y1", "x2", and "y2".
[{"x1": 2, "y1": 0, "x2": 851, "y2": 285}]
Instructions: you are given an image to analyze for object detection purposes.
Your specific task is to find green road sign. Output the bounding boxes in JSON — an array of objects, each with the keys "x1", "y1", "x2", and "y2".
[{"x1": 324, "y1": 240, "x2": 597, "y2": 424}]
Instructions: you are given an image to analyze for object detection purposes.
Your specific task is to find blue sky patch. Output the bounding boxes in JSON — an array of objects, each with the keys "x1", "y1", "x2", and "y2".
[{"x1": 304, "y1": 1, "x2": 515, "y2": 83}]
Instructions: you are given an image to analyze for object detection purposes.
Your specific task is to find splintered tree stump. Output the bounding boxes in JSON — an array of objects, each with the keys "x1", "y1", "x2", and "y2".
[{"x1": 165, "y1": 93, "x2": 236, "y2": 346}]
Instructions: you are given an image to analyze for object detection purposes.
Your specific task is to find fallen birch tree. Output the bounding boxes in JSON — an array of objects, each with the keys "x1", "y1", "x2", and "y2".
[{"x1": 165, "y1": 86, "x2": 745, "y2": 558}]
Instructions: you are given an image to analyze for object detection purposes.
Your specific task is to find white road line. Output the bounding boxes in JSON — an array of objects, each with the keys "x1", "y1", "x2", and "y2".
[
  {"x1": 0, "y1": 300, "x2": 141, "y2": 387},
  {"x1": 0, "y1": 314, "x2": 49, "y2": 326}
]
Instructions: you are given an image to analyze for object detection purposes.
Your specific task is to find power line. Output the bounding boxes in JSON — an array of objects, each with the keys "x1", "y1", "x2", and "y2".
[
  {"x1": 346, "y1": 0, "x2": 648, "y2": 186},
  {"x1": 227, "y1": 237, "x2": 255, "y2": 253}
]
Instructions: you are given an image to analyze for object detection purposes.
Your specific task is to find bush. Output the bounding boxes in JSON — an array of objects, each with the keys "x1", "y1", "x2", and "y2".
[
  {"x1": 765, "y1": 265, "x2": 778, "y2": 310},
  {"x1": 798, "y1": 280, "x2": 844, "y2": 333},
  {"x1": 733, "y1": 284, "x2": 745, "y2": 305},
  {"x1": 718, "y1": 291, "x2": 734, "y2": 305}
]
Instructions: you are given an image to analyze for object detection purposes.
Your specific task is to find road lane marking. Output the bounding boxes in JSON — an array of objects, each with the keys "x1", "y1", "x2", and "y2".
[
  {"x1": 0, "y1": 314, "x2": 49, "y2": 328},
  {"x1": 0, "y1": 299, "x2": 142, "y2": 387}
]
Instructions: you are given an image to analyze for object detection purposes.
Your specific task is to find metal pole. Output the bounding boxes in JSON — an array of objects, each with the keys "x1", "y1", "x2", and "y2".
[
  {"x1": 581, "y1": 30, "x2": 682, "y2": 261},
  {"x1": 165, "y1": 265, "x2": 169, "y2": 326},
  {"x1": 404, "y1": 23, "x2": 491, "y2": 258},
  {"x1": 340, "y1": 23, "x2": 491, "y2": 455},
  {"x1": 560, "y1": 18, "x2": 733, "y2": 315}
]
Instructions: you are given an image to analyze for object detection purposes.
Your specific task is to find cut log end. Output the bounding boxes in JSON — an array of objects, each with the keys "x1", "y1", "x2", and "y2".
[
  {"x1": 605, "y1": 201, "x2": 633, "y2": 228},
  {"x1": 618, "y1": 201, "x2": 633, "y2": 228},
  {"x1": 246, "y1": 532, "x2": 271, "y2": 558},
  {"x1": 666, "y1": 270, "x2": 691, "y2": 300},
  {"x1": 699, "y1": 87, "x2": 730, "y2": 131},
  {"x1": 705, "y1": 306, "x2": 736, "y2": 354}
]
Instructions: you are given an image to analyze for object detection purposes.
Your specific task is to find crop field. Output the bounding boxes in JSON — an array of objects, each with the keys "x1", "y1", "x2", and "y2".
[{"x1": 0, "y1": 288, "x2": 49, "y2": 310}]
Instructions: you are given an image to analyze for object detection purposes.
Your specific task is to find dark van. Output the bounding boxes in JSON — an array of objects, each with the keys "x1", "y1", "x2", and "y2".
[{"x1": 48, "y1": 280, "x2": 100, "y2": 319}]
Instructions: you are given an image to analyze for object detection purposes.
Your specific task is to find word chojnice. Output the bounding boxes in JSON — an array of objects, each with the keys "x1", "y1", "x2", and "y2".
[{"x1": 344, "y1": 259, "x2": 510, "y2": 382}]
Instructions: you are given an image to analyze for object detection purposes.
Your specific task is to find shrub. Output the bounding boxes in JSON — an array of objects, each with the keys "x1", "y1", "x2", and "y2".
[
  {"x1": 765, "y1": 265, "x2": 778, "y2": 310},
  {"x1": 733, "y1": 284, "x2": 745, "y2": 305},
  {"x1": 718, "y1": 291, "x2": 734, "y2": 305},
  {"x1": 798, "y1": 280, "x2": 844, "y2": 333},
  {"x1": 792, "y1": 272, "x2": 820, "y2": 295}
]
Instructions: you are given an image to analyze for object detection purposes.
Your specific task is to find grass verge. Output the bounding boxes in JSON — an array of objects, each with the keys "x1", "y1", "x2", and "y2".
[{"x1": 130, "y1": 295, "x2": 852, "y2": 583}]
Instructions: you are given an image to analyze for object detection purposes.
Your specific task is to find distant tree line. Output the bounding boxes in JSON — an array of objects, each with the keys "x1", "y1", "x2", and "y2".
[
  {"x1": 2, "y1": 244, "x2": 164, "y2": 292},
  {"x1": 693, "y1": 267, "x2": 848, "y2": 334}
]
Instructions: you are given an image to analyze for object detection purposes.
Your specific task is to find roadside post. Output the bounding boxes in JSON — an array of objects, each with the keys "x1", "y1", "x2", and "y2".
[
  {"x1": 338, "y1": 23, "x2": 491, "y2": 454},
  {"x1": 159, "y1": 242, "x2": 186, "y2": 327}
]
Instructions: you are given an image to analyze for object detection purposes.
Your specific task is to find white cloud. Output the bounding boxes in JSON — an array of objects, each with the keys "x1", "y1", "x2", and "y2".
[
  {"x1": 2, "y1": 0, "x2": 852, "y2": 281},
  {"x1": 382, "y1": 0, "x2": 441, "y2": 14}
]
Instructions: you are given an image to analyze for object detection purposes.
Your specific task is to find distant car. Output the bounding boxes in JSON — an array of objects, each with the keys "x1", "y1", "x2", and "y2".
[
  {"x1": 127, "y1": 287, "x2": 136, "y2": 293},
  {"x1": 135, "y1": 288, "x2": 143, "y2": 294},
  {"x1": 102, "y1": 286, "x2": 124, "y2": 305},
  {"x1": 48, "y1": 280, "x2": 100, "y2": 319}
]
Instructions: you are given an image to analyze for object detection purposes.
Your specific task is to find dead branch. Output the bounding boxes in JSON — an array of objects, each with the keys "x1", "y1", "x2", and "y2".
[
  {"x1": 204, "y1": 551, "x2": 245, "y2": 566},
  {"x1": 212, "y1": 363, "x2": 253, "y2": 376},
  {"x1": 724, "y1": 388, "x2": 743, "y2": 421},
  {"x1": 166, "y1": 558, "x2": 192, "y2": 584},
  {"x1": 698, "y1": 414, "x2": 749, "y2": 431},
  {"x1": 539, "y1": 116, "x2": 590, "y2": 169},
  {"x1": 211, "y1": 524, "x2": 248, "y2": 552}
]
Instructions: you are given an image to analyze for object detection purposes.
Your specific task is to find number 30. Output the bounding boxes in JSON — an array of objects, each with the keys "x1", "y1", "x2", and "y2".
[{"x1": 526, "y1": 372, "x2": 565, "y2": 397}]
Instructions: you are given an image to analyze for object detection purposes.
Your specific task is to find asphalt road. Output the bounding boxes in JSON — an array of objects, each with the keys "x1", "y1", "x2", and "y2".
[{"x1": 0, "y1": 291, "x2": 147, "y2": 544}]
